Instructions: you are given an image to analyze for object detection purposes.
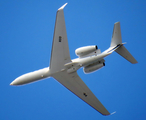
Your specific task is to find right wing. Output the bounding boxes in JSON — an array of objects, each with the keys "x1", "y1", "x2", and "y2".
[
  {"x1": 52, "y1": 70, "x2": 110, "y2": 116},
  {"x1": 50, "y1": 3, "x2": 71, "y2": 73}
]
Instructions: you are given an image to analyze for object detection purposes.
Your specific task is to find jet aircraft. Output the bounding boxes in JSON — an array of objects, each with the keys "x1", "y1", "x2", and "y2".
[{"x1": 10, "y1": 3, "x2": 137, "y2": 115}]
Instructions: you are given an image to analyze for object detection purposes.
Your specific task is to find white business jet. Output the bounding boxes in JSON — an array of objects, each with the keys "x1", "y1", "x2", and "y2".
[{"x1": 10, "y1": 3, "x2": 137, "y2": 116}]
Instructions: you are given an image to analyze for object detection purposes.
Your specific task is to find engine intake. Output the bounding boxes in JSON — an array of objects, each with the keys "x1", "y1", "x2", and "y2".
[
  {"x1": 84, "y1": 62, "x2": 105, "y2": 73},
  {"x1": 75, "y1": 45, "x2": 98, "y2": 57}
]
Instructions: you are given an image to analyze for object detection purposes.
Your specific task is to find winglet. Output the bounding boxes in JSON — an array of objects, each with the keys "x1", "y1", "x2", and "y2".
[
  {"x1": 58, "y1": 3, "x2": 68, "y2": 11},
  {"x1": 110, "y1": 111, "x2": 116, "y2": 115}
]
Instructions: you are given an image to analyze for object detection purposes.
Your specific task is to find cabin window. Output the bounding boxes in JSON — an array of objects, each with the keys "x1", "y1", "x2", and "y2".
[{"x1": 59, "y1": 36, "x2": 62, "y2": 42}]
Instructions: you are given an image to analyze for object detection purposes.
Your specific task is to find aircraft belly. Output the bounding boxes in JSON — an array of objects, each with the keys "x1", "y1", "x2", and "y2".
[
  {"x1": 77, "y1": 53, "x2": 110, "y2": 67},
  {"x1": 10, "y1": 68, "x2": 51, "y2": 85}
]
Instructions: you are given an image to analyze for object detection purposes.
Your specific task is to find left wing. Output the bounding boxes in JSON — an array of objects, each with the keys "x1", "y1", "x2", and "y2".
[
  {"x1": 52, "y1": 70, "x2": 110, "y2": 116},
  {"x1": 50, "y1": 3, "x2": 71, "y2": 73}
]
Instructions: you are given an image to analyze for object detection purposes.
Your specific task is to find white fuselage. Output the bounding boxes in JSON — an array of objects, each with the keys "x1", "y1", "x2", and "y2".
[
  {"x1": 9, "y1": 3, "x2": 137, "y2": 116},
  {"x1": 10, "y1": 48, "x2": 113, "y2": 86}
]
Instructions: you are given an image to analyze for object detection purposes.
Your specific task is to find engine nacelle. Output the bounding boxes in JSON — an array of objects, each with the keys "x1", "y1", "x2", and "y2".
[
  {"x1": 75, "y1": 45, "x2": 98, "y2": 57},
  {"x1": 84, "y1": 62, "x2": 105, "y2": 73}
]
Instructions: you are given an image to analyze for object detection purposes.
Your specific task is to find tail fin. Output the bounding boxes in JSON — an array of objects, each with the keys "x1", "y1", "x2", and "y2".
[
  {"x1": 111, "y1": 22, "x2": 138, "y2": 64},
  {"x1": 110, "y1": 22, "x2": 122, "y2": 47}
]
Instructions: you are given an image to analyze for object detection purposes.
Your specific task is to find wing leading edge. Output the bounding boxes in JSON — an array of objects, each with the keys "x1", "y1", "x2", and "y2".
[
  {"x1": 52, "y1": 70, "x2": 110, "y2": 116},
  {"x1": 50, "y1": 3, "x2": 71, "y2": 73}
]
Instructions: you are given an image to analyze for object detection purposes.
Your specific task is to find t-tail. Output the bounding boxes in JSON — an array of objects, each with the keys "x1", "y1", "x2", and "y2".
[{"x1": 110, "y1": 22, "x2": 138, "y2": 64}]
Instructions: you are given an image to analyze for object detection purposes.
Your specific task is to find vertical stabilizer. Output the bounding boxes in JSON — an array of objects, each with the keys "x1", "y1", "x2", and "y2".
[
  {"x1": 110, "y1": 22, "x2": 138, "y2": 64},
  {"x1": 110, "y1": 22, "x2": 122, "y2": 47}
]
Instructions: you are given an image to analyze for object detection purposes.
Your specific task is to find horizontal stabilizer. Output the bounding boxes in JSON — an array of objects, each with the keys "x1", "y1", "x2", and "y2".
[{"x1": 115, "y1": 46, "x2": 138, "y2": 64}]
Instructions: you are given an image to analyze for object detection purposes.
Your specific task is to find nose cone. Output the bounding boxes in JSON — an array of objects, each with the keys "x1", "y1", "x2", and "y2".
[
  {"x1": 10, "y1": 82, "x2": 14, "y2": 86},
  {"x1": 10, "y1": 67, "x2": 51, "y2": 86},
  {"x1": 10, "y1": 77, "x2": 21, "y2": 86}
]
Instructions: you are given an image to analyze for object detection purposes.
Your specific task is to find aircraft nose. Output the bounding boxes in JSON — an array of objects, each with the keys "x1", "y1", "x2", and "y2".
[
  {"x1": 10, "y1": 79, "x2": 18, "y2": 86},
  {"x1": 10, "y1": 82, "x2": 13, "y2": 85},
  {"x1": 10, "y1": 77, "x2": 21, "y2": 86}
]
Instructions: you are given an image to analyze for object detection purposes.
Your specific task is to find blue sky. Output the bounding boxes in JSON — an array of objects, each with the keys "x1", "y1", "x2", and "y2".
[{"x1": 1, "y1": 0, "x2": 146, "y2": 120}]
